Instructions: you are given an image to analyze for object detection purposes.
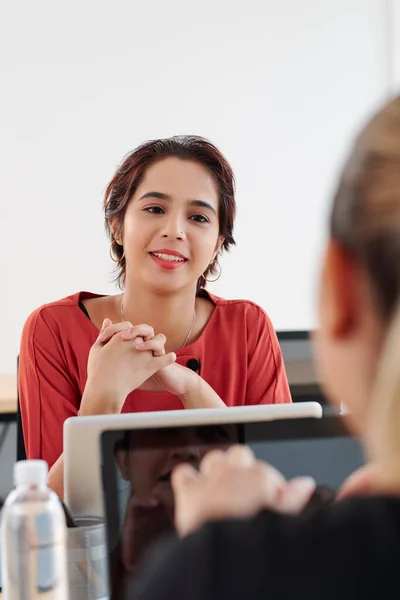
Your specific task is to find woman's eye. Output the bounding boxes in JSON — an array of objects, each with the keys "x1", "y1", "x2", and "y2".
[
  {"x1": 145, "y1": 206, "x2": 164, "y2": 214},
  {"x1": 190, "y1": 214, "x2": 209, "y2": 223}
]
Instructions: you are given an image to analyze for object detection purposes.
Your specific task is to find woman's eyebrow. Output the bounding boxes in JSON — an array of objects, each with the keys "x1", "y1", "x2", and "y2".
[
  {"x1": 138, "y1": 192, "x2": 217, "y2": 215},
  {"x1": 139, "y1": 191, "x2": 171, "y2": 201},
  {"x1": 189, "y1": 199, "x2": 217, "y2": 215}
]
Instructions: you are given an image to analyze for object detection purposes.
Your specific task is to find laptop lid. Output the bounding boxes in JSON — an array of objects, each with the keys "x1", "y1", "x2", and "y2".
[
  {"x1": 64, "y1": 402, "x2": 322, "y2": 517},
  {"x1": 100, "y1": 414, "x2": 364, "y2": 600}
]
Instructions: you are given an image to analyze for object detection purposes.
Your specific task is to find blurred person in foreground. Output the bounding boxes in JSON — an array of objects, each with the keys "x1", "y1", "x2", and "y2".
[{"x1": 134, "y1": 97, "x2": 400, "y2": 599}]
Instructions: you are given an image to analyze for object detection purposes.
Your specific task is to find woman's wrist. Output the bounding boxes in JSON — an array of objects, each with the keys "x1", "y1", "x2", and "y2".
[
  {"x1": 178, "y1": 376, "x2": 225, "y2": 409},
  {"x1": 79, "y1": 379, "x2": 125, "y2": 416},
  {"x1": 47, "y1": 454, "x2": 64, "y2": 500}
]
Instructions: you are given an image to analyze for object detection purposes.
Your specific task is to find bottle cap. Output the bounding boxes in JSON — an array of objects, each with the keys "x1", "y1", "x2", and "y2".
[{"x1": 14, "y1": 460, "x2": 48, "y2": 487}]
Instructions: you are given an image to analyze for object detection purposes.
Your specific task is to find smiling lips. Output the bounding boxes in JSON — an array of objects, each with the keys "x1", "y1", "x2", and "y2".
[{"x1": 149, "y1": 249, "x2": 188, "y2": 270}]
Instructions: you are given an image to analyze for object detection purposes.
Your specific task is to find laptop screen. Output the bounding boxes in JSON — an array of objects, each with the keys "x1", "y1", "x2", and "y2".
[{"x1": 100, "y1": 416, "x2": 364, "y2": 600}]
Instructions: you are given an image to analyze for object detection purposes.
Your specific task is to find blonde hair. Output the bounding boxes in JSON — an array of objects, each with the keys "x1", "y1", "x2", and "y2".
[
  {"x1": 330, "y1": 96, "x2": 400, "y2": 485},
  {"x1": 367, "y1": 301, "x2": 400, "y2": 485}
]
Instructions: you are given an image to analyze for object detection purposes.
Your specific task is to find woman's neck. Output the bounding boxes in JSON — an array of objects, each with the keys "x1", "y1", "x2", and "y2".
[{"x1": 121, "y1": 284, "x2": 197, "y2": 353}]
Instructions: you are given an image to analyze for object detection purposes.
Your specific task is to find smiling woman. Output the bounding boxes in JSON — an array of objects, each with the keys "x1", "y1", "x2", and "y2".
[{"x1": 18, "y1": 135, "x2": 291, "y2": 499}]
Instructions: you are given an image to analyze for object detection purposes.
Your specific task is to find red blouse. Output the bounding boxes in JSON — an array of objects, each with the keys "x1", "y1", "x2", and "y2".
[{"x1": 19, "y1": 291, "x2": 291, "y2": 468}]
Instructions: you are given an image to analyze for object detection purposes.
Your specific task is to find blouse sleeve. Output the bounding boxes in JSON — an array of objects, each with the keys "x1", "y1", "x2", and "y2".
[
  {"x1": 18, "y1": 307, "x2": 80, "y2": 468},
  {"x1": 245, "y1": 305, "x2": 292, "y2": 404}
]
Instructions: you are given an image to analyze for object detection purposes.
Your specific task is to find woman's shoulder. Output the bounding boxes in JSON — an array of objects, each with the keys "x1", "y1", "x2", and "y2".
[
  {"x1": 207, "y1": 291, "x2": 271, "y2": 321},
  {"x1": 205, "y1": 291, "x2": 275, "y2": 338},
  {"x1": 22, "y1": 291, "x2": 101, "y2": 336}
]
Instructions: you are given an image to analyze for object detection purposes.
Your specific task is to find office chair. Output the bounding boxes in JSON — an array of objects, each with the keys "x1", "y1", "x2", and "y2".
[
  {"x1": 276, "y1": 330, "x2": 328, "y2": 407},
  {"x1": 16, "y1": 356, "x2": 27, "y2": 461}
]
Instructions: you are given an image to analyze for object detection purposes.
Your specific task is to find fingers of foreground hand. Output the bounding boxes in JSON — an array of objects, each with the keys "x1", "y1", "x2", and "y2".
[
  {"x1": 171, "y1": 463, "x2": 202, "y2": 536},
  {"x1": 172, "y1": 457, "x2": 289, "y2": 537},
  {"x1": 225, "y1": 444, "x2": 256, "y2": 467},
  {"x1": 172, "y1": 462, "x2": 199, "y2": 495},
  {"x1": 121, "y1": 323, "x2": 155, "y2": 341},
  {"x1": 96, "y1": 320, "x2": 133, "y2": 344},
  {"x1": 199, "y1": 445, "x2": 257, "y2": 477},
  {"x1": 199, "y1": 448, "x2": 227, "y2": 476},
  {"x1": 337, "y1": 464, "x2": 377, "y2": 501},
  {"x1": 200, "y1": 448, "x2": 288, "y2": 509},
  {"x1": 277, "y1": 477, "x2": 316, "y2": 514},
  {"x1": 200, "y1": 449, "x2": 289, "y2": 507},
  {"x1": 198, "y1": 445, "x2": 256, "y2": 477},
  {"x1": 134, "y1": 333, "x2": 167, "y2": 356}
]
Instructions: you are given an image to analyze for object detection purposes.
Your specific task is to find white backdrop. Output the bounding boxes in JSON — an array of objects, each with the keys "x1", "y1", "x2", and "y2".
[
  {"x1": 393, "y1": 0, "x2": 400, "y2": 89},
  {"x1": 0, "y1": 0, "x2": 395, "y2": 374}
]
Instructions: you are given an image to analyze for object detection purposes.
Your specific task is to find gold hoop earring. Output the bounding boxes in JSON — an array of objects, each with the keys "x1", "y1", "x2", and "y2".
[
  {"x1": 203, "y1": 259, "x2": 222, "y2": 283},
  {"x1": 109, "y1": 240, "x2": 125, "y2": 264}
]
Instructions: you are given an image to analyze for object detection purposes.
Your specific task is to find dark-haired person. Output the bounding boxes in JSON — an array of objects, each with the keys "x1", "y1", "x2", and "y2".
[
  {"x1": 132, "y1": 99, "x2": 400, "y2": 600},
  {"x1": 19, "y1": 135, "x2": 291, "y2": 498}
]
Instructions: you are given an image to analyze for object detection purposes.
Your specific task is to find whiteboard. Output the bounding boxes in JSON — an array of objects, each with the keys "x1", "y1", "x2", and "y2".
[{"x1": 0, "y1": 0, "x2": 393, "y2": 374}]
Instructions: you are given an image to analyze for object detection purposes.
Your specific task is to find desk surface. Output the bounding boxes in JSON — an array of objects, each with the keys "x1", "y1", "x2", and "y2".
[{"x1": 0, "y1": 375, "x2": 17, "y2": 414}]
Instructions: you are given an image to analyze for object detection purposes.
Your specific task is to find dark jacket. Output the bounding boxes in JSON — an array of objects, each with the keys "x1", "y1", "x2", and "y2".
[{"x1": 133, "y1": 497, "x2": 400, "y2": 600}]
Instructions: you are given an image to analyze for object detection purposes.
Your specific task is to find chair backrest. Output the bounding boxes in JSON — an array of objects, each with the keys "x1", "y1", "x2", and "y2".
[
  {"x1": 16, "y1": 356, "x2": 27, "y2": 461},
  {"x1": 276, "y1": 330, "x2": 327, "y2": 406}
]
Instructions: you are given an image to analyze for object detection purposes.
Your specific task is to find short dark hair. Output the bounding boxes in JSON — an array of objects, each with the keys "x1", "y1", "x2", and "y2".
[{"x1": 104, "y1": 135, "x2": 236, "y2": 290}]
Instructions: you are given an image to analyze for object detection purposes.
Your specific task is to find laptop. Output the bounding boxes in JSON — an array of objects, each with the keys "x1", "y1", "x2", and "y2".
[
  {"x1": 100, "y1": 414, "x2": 365, "y2": 600},
  {"x1": 64, "y1": 402, "x2": 322, "y2": 517}
]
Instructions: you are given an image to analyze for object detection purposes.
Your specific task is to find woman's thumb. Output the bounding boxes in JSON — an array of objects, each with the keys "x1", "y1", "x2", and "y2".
[
  {"x1": 102, "y1": 318, "x2": 112, "y2": 330},
  {"x1": 159, "y1": 351, "x2": 176, "y2": 368},
  {"x1": 96, "y1": 318, "x2": 113, "y2": 344}
]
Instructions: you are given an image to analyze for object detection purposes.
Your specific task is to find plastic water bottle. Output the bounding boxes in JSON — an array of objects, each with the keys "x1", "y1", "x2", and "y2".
[{"x1": 1, "y1": 460, "x2": 68, "y2": 600}]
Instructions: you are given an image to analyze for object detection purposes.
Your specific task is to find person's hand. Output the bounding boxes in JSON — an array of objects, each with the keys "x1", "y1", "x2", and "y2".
[
  {"x1": 122, "y1": 327, "x2": 225, "y2": 407},
  {"x1": 80, "y1": 319, "x2": 176, "y2": 415},
  {"x1": 116, "y1": 326, "x2": 197, "y2": 395},
  {"x1": 139, "y1": 361, "x2": 225, "y2": 408},
  {"x1": 139, "y1": 361, "x2": 198, "y2": 396},
  {"x1": 105, "y1": 324, "x2": 224, "y2": 407},
  {"x1": 171, "y1": 445, "x2": 316, "y2": 537},
  {"x1": 337, "y1": 463, "x2": 379, "y2": 501}
]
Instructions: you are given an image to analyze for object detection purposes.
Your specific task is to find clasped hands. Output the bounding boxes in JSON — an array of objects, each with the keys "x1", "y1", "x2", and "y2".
[{"x1": 83, "y1": 318, "x2": 201, "y2": 414}]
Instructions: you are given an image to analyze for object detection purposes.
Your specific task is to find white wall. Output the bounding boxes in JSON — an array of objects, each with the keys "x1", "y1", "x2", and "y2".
[
  {"x1": 393, "y1": 0, "x2": 400, "y2": 89},
  {"x1": 0, "y1": 0, "x2": 394, "y2": 374}
]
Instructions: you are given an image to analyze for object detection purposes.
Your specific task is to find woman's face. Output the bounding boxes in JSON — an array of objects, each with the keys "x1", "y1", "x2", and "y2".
[{"x1": 119, "y1": 157, "x2": 222, "y2": 294}]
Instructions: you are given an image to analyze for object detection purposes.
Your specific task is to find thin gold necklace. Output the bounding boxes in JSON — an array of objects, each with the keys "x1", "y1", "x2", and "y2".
[{"x1": 120, "y1": 295, "x2": 196, "y2": 349}]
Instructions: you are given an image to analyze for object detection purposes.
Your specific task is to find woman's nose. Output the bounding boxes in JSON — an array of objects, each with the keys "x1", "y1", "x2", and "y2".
[{"x1": 161, "y1": 213, "x2": 186, "y2": 240}]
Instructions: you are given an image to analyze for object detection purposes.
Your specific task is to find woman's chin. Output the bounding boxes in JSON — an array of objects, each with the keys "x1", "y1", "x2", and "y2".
[{"x1": 144, "y1": 276, "x2": 197, "y2": 296}]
